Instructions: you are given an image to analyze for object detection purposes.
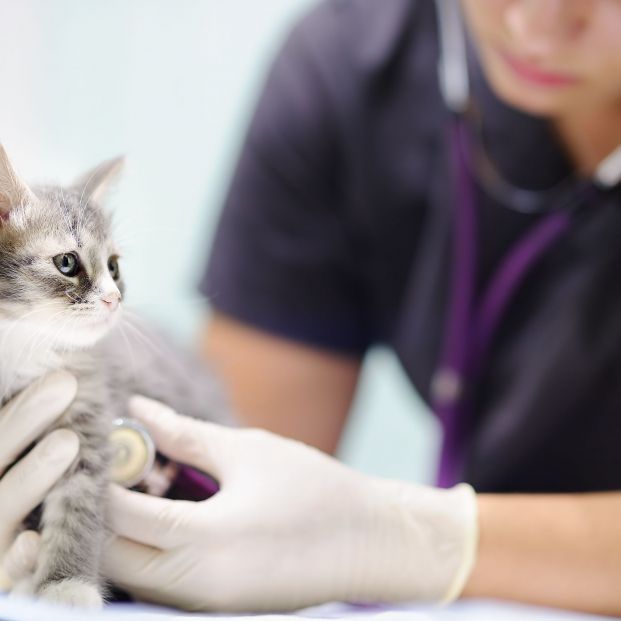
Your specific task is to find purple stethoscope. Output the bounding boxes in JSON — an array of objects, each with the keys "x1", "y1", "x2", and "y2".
[
  {"x1": 432, "y1": 0, "x2": 621, "y2": 488},
  {"x1": 109, "y1": 417, "x2": 219, "y2": 500}
]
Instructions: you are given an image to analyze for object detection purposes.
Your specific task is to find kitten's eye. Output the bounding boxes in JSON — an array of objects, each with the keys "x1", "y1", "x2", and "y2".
[
  {"x1": 108, "y1": 256, "x2": 120, "y2": 280},
  {"x1": 53, "y1": 253, "x2": 80, "y2": 277}
]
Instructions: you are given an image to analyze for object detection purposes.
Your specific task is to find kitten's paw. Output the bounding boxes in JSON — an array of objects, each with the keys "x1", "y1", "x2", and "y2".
[{"x1": 38, "y1": 579, "x2": 103, "y2": 609}]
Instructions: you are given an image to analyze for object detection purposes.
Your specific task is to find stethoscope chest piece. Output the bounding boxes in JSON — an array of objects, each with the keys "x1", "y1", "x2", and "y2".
[{"x1": 109, "y1": 417, "x2": 156, "y2": 488}]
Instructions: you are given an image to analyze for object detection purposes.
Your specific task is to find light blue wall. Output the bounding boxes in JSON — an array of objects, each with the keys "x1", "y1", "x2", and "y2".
[{"x1": 0, "y1": 0, "x2": 439, "y2": 483}]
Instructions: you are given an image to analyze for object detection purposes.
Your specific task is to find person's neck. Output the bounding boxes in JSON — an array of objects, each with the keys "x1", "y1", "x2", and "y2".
[{"x1": 554, "y1": 102, "x2": 621, "y2": 176}]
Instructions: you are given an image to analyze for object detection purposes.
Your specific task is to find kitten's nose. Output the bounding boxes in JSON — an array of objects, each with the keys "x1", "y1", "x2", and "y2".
[{"x1": 101, "y1": 291, "x2": 121, "y2": 312}]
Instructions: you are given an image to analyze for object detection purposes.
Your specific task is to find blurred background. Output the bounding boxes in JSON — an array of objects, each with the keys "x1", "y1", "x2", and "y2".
[{"x1": 0, "y1": 0, "x2": 440, "y2": 483}]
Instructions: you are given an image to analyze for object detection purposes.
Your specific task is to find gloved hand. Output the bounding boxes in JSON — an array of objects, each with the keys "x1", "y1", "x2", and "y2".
[
  {"x1": 0, "y1": 372, "x2": 79, "y2": 592},
  {"x1": 105, "y1": 396, "x2": 478, "y2": 612},
  {"x1": 106, "y1": 396, "x2": 479, "y2": 612}
]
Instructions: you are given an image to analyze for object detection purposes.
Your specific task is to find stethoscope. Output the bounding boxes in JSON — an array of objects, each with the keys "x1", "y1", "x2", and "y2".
[
  {"x1": 109, "y1": 417, "x2": 219, "y2": 499},
  {"x1": 432, "y1": 0, "x2": 621, "y2": 487}
]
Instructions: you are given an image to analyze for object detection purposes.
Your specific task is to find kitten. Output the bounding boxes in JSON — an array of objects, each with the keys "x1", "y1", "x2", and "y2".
[{"x1": 0, "y1": 145, "x2": 230, "y2": 607}]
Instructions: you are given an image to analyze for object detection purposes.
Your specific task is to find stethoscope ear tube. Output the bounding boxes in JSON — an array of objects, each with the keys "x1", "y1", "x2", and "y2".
[
  {"x1": 594, "y1": 144, "x2": 621, "y2": 189},
  {"x1": 434, "y1": 0, "x2": 469, "y2": 114}
]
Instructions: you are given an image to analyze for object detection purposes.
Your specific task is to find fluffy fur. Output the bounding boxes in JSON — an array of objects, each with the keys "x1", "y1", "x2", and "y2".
[{"x1": 0, "y1": 146, "x2": 231, "y2": 607}]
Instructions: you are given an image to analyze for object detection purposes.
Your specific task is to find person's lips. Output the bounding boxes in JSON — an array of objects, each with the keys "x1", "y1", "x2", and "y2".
[{"x1": 498, "y1": 50, "x2": 581, "y2": 88}]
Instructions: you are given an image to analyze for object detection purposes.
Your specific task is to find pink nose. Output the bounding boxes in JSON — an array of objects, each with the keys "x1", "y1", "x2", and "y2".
[{"x1": 101, "y1": 292, "x2": 121, "y2": 312}]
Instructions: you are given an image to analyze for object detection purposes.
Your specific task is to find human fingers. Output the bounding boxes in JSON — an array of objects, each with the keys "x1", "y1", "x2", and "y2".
[
  {"x1": 102, "y1": 536, "x2": 172, "y2": 604},
  {"x1": 0, "y1": 371, "x2": 77, "y2": 475},
  {"x1": 5, "y1": 531, "x2": 40, "y2": 588},
  {"x1": 0, "y1": 429, "x2": 79, "y2": 551},
  {"x1": 107, "y1": 484, "x2": 199, "y2": 549},
  {"x1": 0, "y1": 531, "x2": 40, "y2": 593},
  {"x1": 128, "y1": 395, "x2": 235, "y2": 478}
]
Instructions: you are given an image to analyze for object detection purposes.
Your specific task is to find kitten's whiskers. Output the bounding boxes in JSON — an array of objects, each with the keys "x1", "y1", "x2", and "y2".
[{"x1": 119, "y1": 313, "x2": 194, "y2": 383}]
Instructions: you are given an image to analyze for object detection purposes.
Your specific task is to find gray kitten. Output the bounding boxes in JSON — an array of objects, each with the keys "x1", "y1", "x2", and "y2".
[{"x1": 0, "y1": 146, "x2": 231, "y2": 607}]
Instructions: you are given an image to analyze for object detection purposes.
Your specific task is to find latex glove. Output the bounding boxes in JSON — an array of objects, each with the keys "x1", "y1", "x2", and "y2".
[
  {"x1": 105, "y1": 396, "x2": 478, "y2": 612},
  {"x1": 0, "y1": 372, "x2": 80, "y2": 592}
]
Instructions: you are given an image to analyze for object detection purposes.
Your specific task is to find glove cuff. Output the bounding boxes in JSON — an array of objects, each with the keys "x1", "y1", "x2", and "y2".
[{"x1": 439, "y1": 482, "x2": 479, "y2": 604}]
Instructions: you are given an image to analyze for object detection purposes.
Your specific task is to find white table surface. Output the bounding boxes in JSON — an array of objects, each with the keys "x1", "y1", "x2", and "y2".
[{"x1": 0, "y1": 597, "x2": 616, "y2": 621}]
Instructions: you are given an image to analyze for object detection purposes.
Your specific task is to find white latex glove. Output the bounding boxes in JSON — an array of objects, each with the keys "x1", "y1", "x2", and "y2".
[
  {"x1": 105, "y1": 396, "x2": 478, "y2": 613},
  {"x1": 0, "y1": 372, "x2": 80, "y2": 592}
]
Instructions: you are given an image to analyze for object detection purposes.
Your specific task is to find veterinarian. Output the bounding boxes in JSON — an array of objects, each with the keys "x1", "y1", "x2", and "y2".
[{"x1": 3, "y1": 0, "x2": 621, "y2": 615}]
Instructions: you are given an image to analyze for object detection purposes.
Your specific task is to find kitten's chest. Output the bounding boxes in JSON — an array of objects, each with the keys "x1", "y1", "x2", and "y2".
[
  {"x1": 0, "y1": 330, "x2": 121, "y2": 425},
  {"x1": 0, "y1": 330, "x2": 63, "y2": 404}
]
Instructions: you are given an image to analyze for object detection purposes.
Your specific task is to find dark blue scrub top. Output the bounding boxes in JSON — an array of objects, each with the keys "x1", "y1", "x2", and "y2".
[{"x1": 201, "y1": 0, "x2": 621, "y2": 493}]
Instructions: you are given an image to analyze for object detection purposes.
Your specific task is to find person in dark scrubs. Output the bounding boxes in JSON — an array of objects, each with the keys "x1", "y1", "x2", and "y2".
[{"x1": 73, "y1": 0, "x2": 621, "y2": 615}]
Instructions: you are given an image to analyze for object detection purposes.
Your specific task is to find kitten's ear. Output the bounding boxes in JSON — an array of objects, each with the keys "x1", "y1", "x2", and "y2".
[
  {"x1": 73, "y1": 156, "x2": 124, "y2": 205},
  {"x1": 0, "y1": 144, "x2": 36, "y2": 219}
]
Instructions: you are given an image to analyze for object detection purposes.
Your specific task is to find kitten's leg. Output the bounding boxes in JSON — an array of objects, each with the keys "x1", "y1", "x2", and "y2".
[{"x1": 34, "y1": 444, "x2": 110, "y2": 608}]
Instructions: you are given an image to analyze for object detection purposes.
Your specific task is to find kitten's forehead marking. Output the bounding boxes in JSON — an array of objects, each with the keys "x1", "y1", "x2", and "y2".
[
  {"x1": 28, "y1": 235, "x2": 77, "y2": 259},
  {"x1": 48, "y1": 187, "x2": 110, "y2": 240},
  {"x1": 16, "y1": 186, "x2": 114, "y2": 257}
]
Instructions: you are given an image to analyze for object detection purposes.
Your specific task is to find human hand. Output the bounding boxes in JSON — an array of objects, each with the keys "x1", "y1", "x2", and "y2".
[
  {"x1": 105, "y1": 396, "x2": 478, "y2": 612},
  {"x1": 0, "y1": 372, "x2": 79, "y2": 592}
]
